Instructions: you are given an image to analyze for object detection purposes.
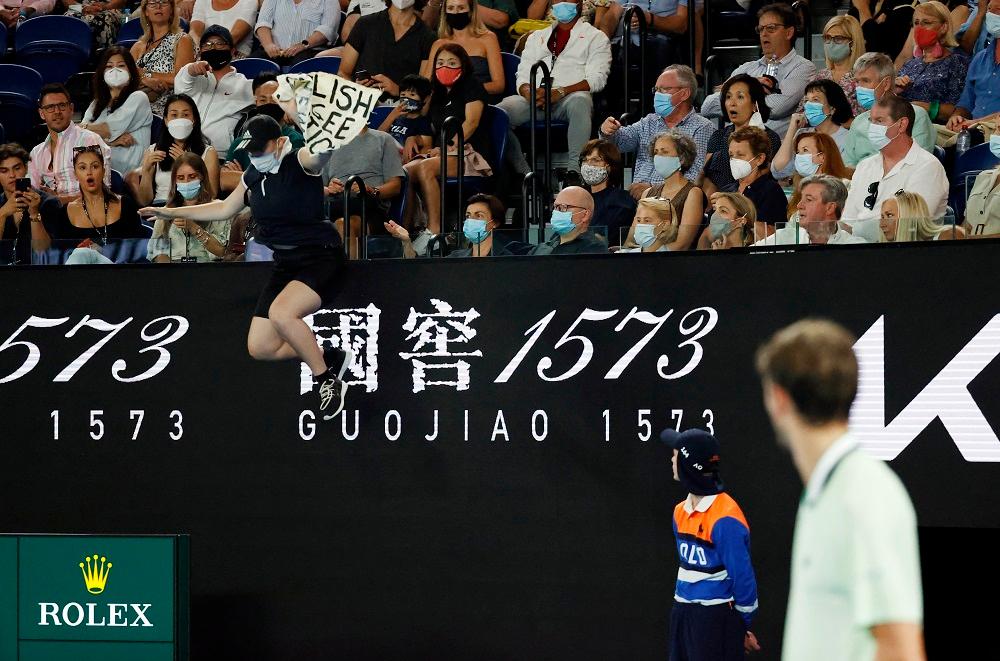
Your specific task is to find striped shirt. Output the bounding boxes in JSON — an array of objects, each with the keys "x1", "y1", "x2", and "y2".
[
  {"x1": 603, "y1": 110, "x2": 714, "y2": 185},
  {"x1": 672, "y1": 491, "x2": 758, "y2": 628},
  {"x1": 28, "y1": 123, "x2": 112, "y2": 195},
  {"x1": 254, "y1": 0, "x2": 341, "y2": 49}
]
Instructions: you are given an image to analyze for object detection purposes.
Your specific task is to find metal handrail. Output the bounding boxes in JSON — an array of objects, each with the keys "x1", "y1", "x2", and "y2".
[
  {"x1": 438, "y1": 115, "x2": 465, "y2": 235},
  {"x1": 342, "y1": 175, "x2": 368, "y2": 260},
  {"x1": 528, "y1": 60, "x2": 553, "y2": 182},
  {"x1": 522, "y1": 170, "x2": 546, "y2": 245},
  {"x1": 621, "y1": 6, "x2": 648, "y2": 118}
]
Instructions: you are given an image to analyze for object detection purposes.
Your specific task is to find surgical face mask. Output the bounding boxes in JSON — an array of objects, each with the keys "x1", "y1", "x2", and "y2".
[
  {"x1": 986, "y1": 11, "x2": 1000, "y2": 38},
  {"x1": 401, "y1": 97, "x2": 422, "y2": 113},
  {"x1": 748, "y1": 105, "x2": 766, "y2": 128},
  {"x1": 103, "y1": 67, "x2": 130, "y2": 88},
  {"x1": 176, "y1": 179, "x2": 202, "y2": 200},
  {"x1": 653, "y1": 91, "x2": 674, "y2": 117},
  {"x1": 633, "y1": 223, "x2": 656, "y2": 247},
  {"x1": 989, "y1": 134, "x2": 1000, "y2": 159},
  {"x1": 550, "y1": 209, "x2": 578, "y2": 235},
  {"x1": 708, "y1": 212, "x2": 732, "y2": 240},
  {"x1": 249, "y1": 149, "x2": 281, "y2": 174},
  {"x1": 201, "y1": 48, "x2": 232, "y2": 71},
  {"x1": 729, "y1": 157, "x2": 754, "y2": 180},
  {"x1": 551, "y1": 2, "x2": 578, "y2": 23},
  {"x1": 445, "y1": 11, "x2": 471, "y2": 30},
  {"x1": 580, "y1": 163, "x2": 609, "y2": 186},
  {"x1": 391, "y1": 0, "x2": 415, "y2": 9},
  {"x1": 794, "y1": 152, "x2": 820, "y2": 177},
  {"x1": 867, "y1": 119, "x2": 898, "y2": 151},
  {"x1": 653, "y1": 154, "x2": 681, "y2": 178},
  {"x1": 856, "y1": 85, "x2": 877, "y2": 110},
  {"x1": 166, "y1": 118, "x2": 194, "y2": 140},
  {"x1": 463, "y1": 217, "x2": 490, "y2": 244},
  {"x1": 803, "y1": 101, "x2": 827, "y2": 127},
  {"x1": 823, "y1": 41, "x2": 851, "y2": 62}
]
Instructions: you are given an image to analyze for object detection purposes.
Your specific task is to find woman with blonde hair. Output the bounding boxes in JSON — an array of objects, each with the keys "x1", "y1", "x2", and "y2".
[
  {"x1": 894, "y1": 0, "x2": 968, "y2": 124},
  {"x1": 618, "y1": 197, "x2": 676, "y2": 253},
  {"x1": 129, "y1": 0, "x2": 196, "y2": 116},
  {"x1": 807, "y1": 14, "x2": 866, "y2": 116},
  {"x1": 420, "y1": 0, "x2": 504, "y2": 99},
  {"x1": 880, "y1": 190, "x2": 965, "y2": 242},
  {"x1": 701, "y1": 192, "x2": 756, "y2": 250}
]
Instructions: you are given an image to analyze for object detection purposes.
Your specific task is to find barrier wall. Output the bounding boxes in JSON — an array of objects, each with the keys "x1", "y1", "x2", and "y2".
[{"x1": 2, "y1": 242, "x2": 999, "y2": 658}]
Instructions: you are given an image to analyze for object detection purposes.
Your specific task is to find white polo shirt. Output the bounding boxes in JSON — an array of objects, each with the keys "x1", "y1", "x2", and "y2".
[
  {"x1": 842, "y1": 140, "x2": 949, "y2": 243},
  {"x1": 782, "y1": 433, "x2": 923, "y2": 661}
]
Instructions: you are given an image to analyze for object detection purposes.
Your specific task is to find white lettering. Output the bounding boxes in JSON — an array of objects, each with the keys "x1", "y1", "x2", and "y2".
[
  {"x1": 532, "y1": 410, "x2": 548, "y2": 442},
  {"x1": 38, "y1": 603, "x2": 61, "y2": 626},
  {"x1": 384, "y1": 410, "x2": 401, "y2": 441},
  {"x1": 463, "y1": 409, "x2": 469, "y2": 441},
  {"x1": 130, "y1": 604, "x2": 153, "y2": 627},
  {"x1": 62, "y1": 603, "x2": 84, "y2": 627},
  {"x1": 108, "y1": 603, "x2": 128, "y2": 627},
  {"x1": 341, "y1": 409, "x2": 359, "y2": 440},
  {"x1": 298, "y1": 410, "x2": 316, "y2": 441},
  {"x1": 425, "y1": 410, "x2": 439, "y2": 441},
  {"x1": 86, "y1": 602, "x2": 106, "y2": 626},
  {"x1": 491, "y1": 410, "x2": 509, "y2": 442}
]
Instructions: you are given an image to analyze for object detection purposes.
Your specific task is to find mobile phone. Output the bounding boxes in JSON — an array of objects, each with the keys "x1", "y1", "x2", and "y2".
[
  {"x1": 15, "y1": 177, "x2": 30, "y2": 193},
  {"x1": 354, "y1": 69, "x2": 370, "y2": 82}
]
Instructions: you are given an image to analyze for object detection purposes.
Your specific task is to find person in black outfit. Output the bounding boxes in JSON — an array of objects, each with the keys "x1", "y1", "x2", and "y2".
[
  {"x1": 0, "y1": 143, "x2": 59, "y2": 264},
  {"x1": 848, "y1": 0, "x2": 917, "y2": 62},
  {"x1": 578, "y1": 139, "x2": 636, "y2": 247},
  {"x1": 141, "y1": 116, "x2": 353, "y2": 420}
]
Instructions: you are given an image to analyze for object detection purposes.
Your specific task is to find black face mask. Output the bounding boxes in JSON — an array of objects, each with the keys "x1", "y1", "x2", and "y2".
[
  {"x1": 445, "y1": 11, "x2": 472, "y2": 30},
  {"x1": 201, "y1": 48, "x2": 232, "y2": 71}
]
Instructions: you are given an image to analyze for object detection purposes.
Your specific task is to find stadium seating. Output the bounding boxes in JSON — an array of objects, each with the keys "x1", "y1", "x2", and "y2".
[
  {"x1": 14, "y1": 16, "x2": 91, "y2": 84},
  {"x1": 288, "y1": 56, "x2": 342, "y2": 75},
  {"x1": 0, "y1": 64, "x2": 44, "y2": 143},
  {"x1": 233, "y1": 57, "x2": 280, "y2": 79}
]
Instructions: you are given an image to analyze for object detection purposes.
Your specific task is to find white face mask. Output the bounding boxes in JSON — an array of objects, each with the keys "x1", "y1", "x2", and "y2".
[
  {"x1": 103, "y1": 67, "x2": 130, "y2": 88},
  {"x1": 729, "y1": 158, "x2": 754, "y2": 180},
  {"x1": 748, "y1": 104, "x2": 766, "y2": 128},
  {"x1": 167, "y1": 118, "x2": 194, "y2": 140},
  {"x1": 391, "y1": 0, "x2": 415, "y2": 8}
]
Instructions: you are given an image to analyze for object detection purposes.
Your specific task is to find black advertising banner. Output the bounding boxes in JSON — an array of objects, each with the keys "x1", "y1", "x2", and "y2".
[{"x1": 2, "y1": 242, "x2": 998, "y2": 659}]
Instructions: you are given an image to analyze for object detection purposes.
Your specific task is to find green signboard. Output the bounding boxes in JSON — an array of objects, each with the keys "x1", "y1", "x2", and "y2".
[{"x1": 0, "y1": 535, "x2": 188, "y2": 661}]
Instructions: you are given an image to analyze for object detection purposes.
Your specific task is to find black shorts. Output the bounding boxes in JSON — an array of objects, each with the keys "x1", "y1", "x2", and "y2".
[{"x1": 253, "y1": 244, "x2": 346, "y2": 318}]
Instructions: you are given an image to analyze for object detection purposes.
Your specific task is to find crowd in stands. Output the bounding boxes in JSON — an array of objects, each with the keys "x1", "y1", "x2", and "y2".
[{"x1": 2, "y1": 0, "x2": 1000, "y2": 265}]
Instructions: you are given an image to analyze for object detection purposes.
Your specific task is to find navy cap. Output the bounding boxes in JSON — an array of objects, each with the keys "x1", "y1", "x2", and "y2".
[
  {"x1": 200, "y1": 24, "x2": 234, "y2": 48},
  {"x1": 661, "y1": 428, "x2": 724, "y2": 495}
]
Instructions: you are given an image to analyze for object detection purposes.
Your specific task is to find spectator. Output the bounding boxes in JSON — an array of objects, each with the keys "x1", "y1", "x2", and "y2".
[
  {"x1": 423, "y1": 0, "x2": 518, "y2": 49},
  {"x1": 322, "y1": 126, "x2": 404, "y2": 258},
  {"x1": 718, "y1": 126, "x2": 787, "y2": 241},
  {"x1": 176, "y1": 0, "x2": 196, "y2": 21},
  {"x1": 701, "y1": 75, "x2": 782, "y2": 198},
  {"x1": 772, "y1": 80, "x2": 853, "y2": 179},
  {"x1": 578, "y1": 139, "x2": 635, "y2": 247},
  {"x1": 253, "y1": 0, "x2": 340, "y2": 66},
  {"x1": 963, "y1": 136, "x2": 1000, "y2": 237},
  {"x1": 402, "y1": 43, "x2": 491, "y2": 234},
  {"x1": 956, "y1": 0, "x2": 1000, "y2": 56},
  {"x1": 0, "y1": 143, "x2": 58, "y2": 260},
  {"x1": 599, "y1": 64, "x2": 714, "y2": 196},
  {"x1": 527, "y1": 0, "x2": 608, "y2": 26},
  {"x1": 618, "y1": 197, "x2": 677, "y2": 253},
  {"x1": 337, "y1": 0, "x2": 436, "y2": 100},
  {"x1": 598, "y1": 0, "x2": 694, "y2": 88},
  {"x1": 497, "y1": 0, "x2": 612, "y2": 179},
  {"x1": 190, "y1": 0, "x2": 259, "y2": 59},
  {"x1": 807, "y1": 14, "x2": 866, "y2": 117},
  {"x1": 637, "y1": 130, "x2": 704, "y2": 251},
  {"x1": 530, "y1": 185, "x2": 608, "y2": 254},
  {"x1": 80, "y1": 47, "x2": 154, "y2": 175},
  {"x1": 131, "y1": 0, "x2": 197, "y2": 117},
  {"x1": 378, "y1": 74, "x2": 434, "y2": 154},
  {"x1": 848, "y1": 0, "x2": 916, "y2": 62},
  {"x1": 131, "y1": 93, "x2": 220, "y2": 206},
  {"x1": 946, "y1": 1, "x2": 1000, "y2": 132},
  {"x1": 843, "y1": 94, "x2": 949, "y2": 242},
  {"x1": 386, "y1": 193, "x2": 531, "y2": 256},
  {"x1": 842, "y1": 52, "x2": 936, "y2": 166},
  {"x1": 701, "y1": 3, "x2": 816, "y2": 136},
  {"x1": 783, "y1": 132, "x2": 854, "y2": 224},
  {"x1": 1, "y1": 0, "x2": 54, "y2": 31},
  {"x1": 420, "y1": 0, "x2": 504, "y2": 100},
  {"x1": 879, "y1": 189, "x2": 961, "y2": 241},
  {"x1": 340, "y1": 0, "x2": 391, "y2": 48},
  {"x1": 149, "y1": 152, "x2": 232, "y2": 261},
  {"x1": 62, "y1": 0, "x2": 124, "y2": 51},
  {"x1": 29, "y1": 83, "x2": 112, "y2": 207},
  {"x1": 52, "y1": 146, "x2": 145, "y2": 263},
  {"x1": 174, "y1": 25, "x2": 254, "y2": 157},
  {"x1": 697, "y1": 191, "x2": 755, "y2": 250},
  {"x1": 893, "y1": 1, "x2": 969, "y2": 124},
  {"x1": 758, "y1": 174, "x2": 865, "y2": 246}
]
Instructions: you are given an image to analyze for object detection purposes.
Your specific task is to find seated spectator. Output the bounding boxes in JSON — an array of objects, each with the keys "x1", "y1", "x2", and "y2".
[
  {"x1": 701, "y1": 74, "x2": 782, "y2": 198},
  {"x1": 420, "y1": 0, "x2": 504, "y2": 101},
  {"x1": 497, "y1": 0, "x2": 612, "y2": 179},
  {"x1": 148, "y1": 152, "x2": 231, "y2": 261},
  {"x1": 783, "y1": 131, "x2": 854, "y2": 223},
  {"x1": 701, "y1": 3, "x2": 816, "y2": 136},
  {"x1": 0, "y1": 143, "x2": 58, "y2": 260},
  {"x1": 342, "y1": 0, "x2": 392, "y2": 47},
  {"x1": 422, "y1": 0, "x2": 519, "y2": 49},
  {"x1": 402, "y1": 43, "x2": 491, "y2": 234},
  {"x1": 892, "y1": 1, "x2": 968, "y2": 124},
  {"x1": 843, "y1": 94, "x2": 949, "y2": 241},
  {"x1": 131, "y1": 93, "x2": 220, "y2": 205},
  {"x1": 63, "y1": 0, "x2": 124, "y2": 52},
  {"x1": 599, "y1": 0, "x2": 695, "y2": 93},
  {"x1": 879, "y1": 189, "x2": 962, "y2": 241},
  {"x1": 385, "y1": 193, "x2": 530, "y2": 256},
  {"x1": 599, "y1": 64, "x2": 713, "y2": 197},
  {"x1": 946, "y1": 1, "x2": 1000, "y2": 133},
  {"x1": 321, "y1": 126, "x2": 404, "y2": 258},
  {"x1": 130, "y1": 0, "x2": 196, "y2": 117},
  {"x1": 638, "y1": 130, "x2": 704, "y2": 251},
  {"x1": 1, "y1": 0, "x2": 54, "y2": 32},
  {"x1": 757, "y1": 174, "x2": 864, "y2": 246},
  {"x1": 579, "y1": 139, "x2": 635, "y2": 247},
  {"x1": 772, "y1": 80, "x2": 853, "y2": 179},
  {"x1": 963, "y1": 136, "x2": 1000, "y2": 237},
  {"x1": 252, "y1": 0, "x2": 340, "y2": 66},
  {"x1": 720, "y1": 126, "x2": 787, "y2": 240},
  {"x1": 527, "y1": 0, "x2": 607, "y2": 26},
  {"x1": 848, "y1": 0, "x2": 915, "y2": 62},
  {"x1": 378, "y1": 74, "x2": 434, "y2": 155},
  {"x1": 697, "y1": 191, "x2": 755, "y2": 250},
  {"x1": 336, "y1": 1, "x2": 436, "y2": 100},
  {"x1": 807, "y1": 14, "x2": 866, "y2": 117},
  {"x1": 29, "y1": 84, "x2": 112, "y2": 207},
  {"x1": 842, "y1": 52, "x2": 936, "y2": 166},
  {"x1": 174, "y1": 26, "x2": 254, "y2": 157},
  {"x1": 530, "y1": 185, "x2": 608, "y2": 254},
  {"x1": 52, "y1": 146, "x2": 145, "y2": 263},
  {"x1": 618, "y1": 197, "x2": 677, "y2": 253},
  {"x1": 80, "y1": 47, "x2": 154, "y2": 175},
  {"x1": 955, "y1": 0, "x2": 1000, "y2": 56},
  {"x1": 190, "y1": 0, "x2": 259, "y2": 59}
]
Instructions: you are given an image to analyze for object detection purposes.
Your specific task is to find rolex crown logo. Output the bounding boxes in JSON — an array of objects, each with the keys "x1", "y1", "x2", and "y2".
[{"x1": 79, "y1": 554, "x2": 112, "y2": 594}]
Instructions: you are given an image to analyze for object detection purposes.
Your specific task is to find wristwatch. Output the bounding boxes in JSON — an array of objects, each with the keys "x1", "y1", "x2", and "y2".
[
  {"x1": 556, "y1": 87, "x2": 567, "y2": 99},
  {"x1": 301, "y1": 40, "x2": 309, "y2": 47}
]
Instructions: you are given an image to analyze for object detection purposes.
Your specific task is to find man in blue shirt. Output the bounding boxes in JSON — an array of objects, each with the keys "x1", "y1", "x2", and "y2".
[
  {"x1": 956, "y1": 0, "x2": 998, "y2": 56},
  {"x1": 948, "y1": 0, "x2": 1000, "y2": 131}
]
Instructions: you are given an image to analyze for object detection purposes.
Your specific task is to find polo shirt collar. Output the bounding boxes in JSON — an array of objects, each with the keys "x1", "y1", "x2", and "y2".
[
  {"x1": 759, "y1": 49, "x2": 796, "y2": 66},
  {"x1": 804, "y1": 432, "x2": 857, "y2": 505},
  {"x1": 683, "y1": 493, "x2": 717, "y2": 514}
]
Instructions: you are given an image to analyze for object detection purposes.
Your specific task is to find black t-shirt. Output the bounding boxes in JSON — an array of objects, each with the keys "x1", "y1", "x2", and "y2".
[
  {"x1": 243, "y1": 149, "x2": 340, "y2": 248},
  {"x1": 390, "y1": 114, "x2": 433, "y2": 145},
  {"x1": 743, "y1": 172, "x2": 788, "y2": 226},
  {"x1": 348, "y1": 11, "x2": 435, "y2": 91},
  {"x1": 429, "y1": 75, "x2": 489, "y2": 164},
  {"x1": 591, "y1": 186, "x2": 637, "y2": 247},
  {"x1": 52, "y1": 193, "x2": 145, "y2": 241}
]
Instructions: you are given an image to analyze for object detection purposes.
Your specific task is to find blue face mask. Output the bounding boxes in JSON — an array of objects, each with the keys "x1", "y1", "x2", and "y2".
[
  {"x1": 990, "y1": 134, "x2": 1000, "y2": 159},
  {"x1": 550, "y1": 209, "x2": 578, "y2": 235},
  {"x1": 633, "y1": 223, "x2": 656, "y2": 247},
  {"x1": 653, "y1": 91, "x2": 674, "y2": 117},
  {"x1": 463, "y1": 217, "x2": 489, "y2": 244},
  {"x1": 707, "y1": 212, "x2": 732, "y2": 240},
  {"x1": 794, "y1": 153, "x2": 820, "y2": 177},
  {"x1": 803, "y1": 101, "x2": 827, "y2": 127},
  {"x1": 653, "y1": 154, "x2": 681, "y2": 178},
  {"x1": 176, "y1": 180, "x2": 202, "y2": 200},
  {"x1": 856, "y1": 85, "x2": 877, "y2": 110},
  {"x1": 249, "y1": 150, "x2": 280, "y2": 174},
  {"x1": 401, "y1": 98, "x2": 422, "y2": 113},
  {"x1": 985, "y1": 11, "x2": 1000, "y2": 38},
  {"x1": 551, "y1": 2, "x2": 578, "y2": 23}
]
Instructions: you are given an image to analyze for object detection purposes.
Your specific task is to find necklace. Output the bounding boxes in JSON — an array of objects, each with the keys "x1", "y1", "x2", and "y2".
[{"x1": 81, "y1": 193, "x2": 111, "y2": 245}]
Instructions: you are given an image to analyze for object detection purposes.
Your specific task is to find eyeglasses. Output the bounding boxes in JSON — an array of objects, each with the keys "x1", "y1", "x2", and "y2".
[
  {"x1": 552, "y1": 204, "x2": 584, "y2": 213},
  {"x1": 146, "y1": 0, "x2": 172, "y2": 6},
  {"x1": 651, "y1": 86, "x2": 683, "y2": 94},
  {"x1": 39, "y1": 101, "x2": 70, "y2": 113},
  {"x1": 863, "y1": 181, "x2": 879, "y2": 210},
  {"x1": 755, "y1": 23, "x2": 787, "y2": 34},
  {"x1": 822, "y1": 35, "x2": 852, "y2": 46},
  {"x1": 201, "y1": 40, "x2": 229, "y2": 49},
  {"x1": 912, "y1": 18, "x2": 941, "y2": 28}
]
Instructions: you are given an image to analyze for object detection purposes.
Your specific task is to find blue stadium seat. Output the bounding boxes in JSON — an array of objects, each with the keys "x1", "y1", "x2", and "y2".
[
  {"x1": 110, "y1": 169, "x2": 125, "y2": 194},
  {"x1": 368, "y1": 106, "x2": 393, "y2": 129},
  {"x1": 150, "y1": 114, "x2": 164, "y2": 143},
  {"x1": 444, "y1": 105, "x2": 509, "y2": 199},
  {"x1": 0, "y1": 121, "x2": 5, "y2": 145},
  {"x1": 233, "y1": 57, "x2": 280, "y2": 79},
  {"x1": 949, "y1": 143, "x2": 1000, "y2": 221},
  {"x1": 15, "y1": 16, "x2": 91, "y2": 84},
  {"x1": 116, "y1": 17, "x2": 143, "y2": 49},
  {"x1": 288, "y1": 56, "x2": 342, "y2": 75},
  {"x1": 501, "y1": 52, "x2": 519, "y2": 98},
  {"x1": 0, "y1": 64, "x2": 44, "y2": 143}
]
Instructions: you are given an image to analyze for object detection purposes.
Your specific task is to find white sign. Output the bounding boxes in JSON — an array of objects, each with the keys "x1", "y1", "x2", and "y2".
[{"x1": 276, "y1": 72, "x2": 381, "y2": 155}]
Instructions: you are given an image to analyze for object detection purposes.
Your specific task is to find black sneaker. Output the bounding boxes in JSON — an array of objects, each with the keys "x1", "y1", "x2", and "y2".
[{"x1": 317, "y1": 346, "x2": 353, "y2": 420}]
